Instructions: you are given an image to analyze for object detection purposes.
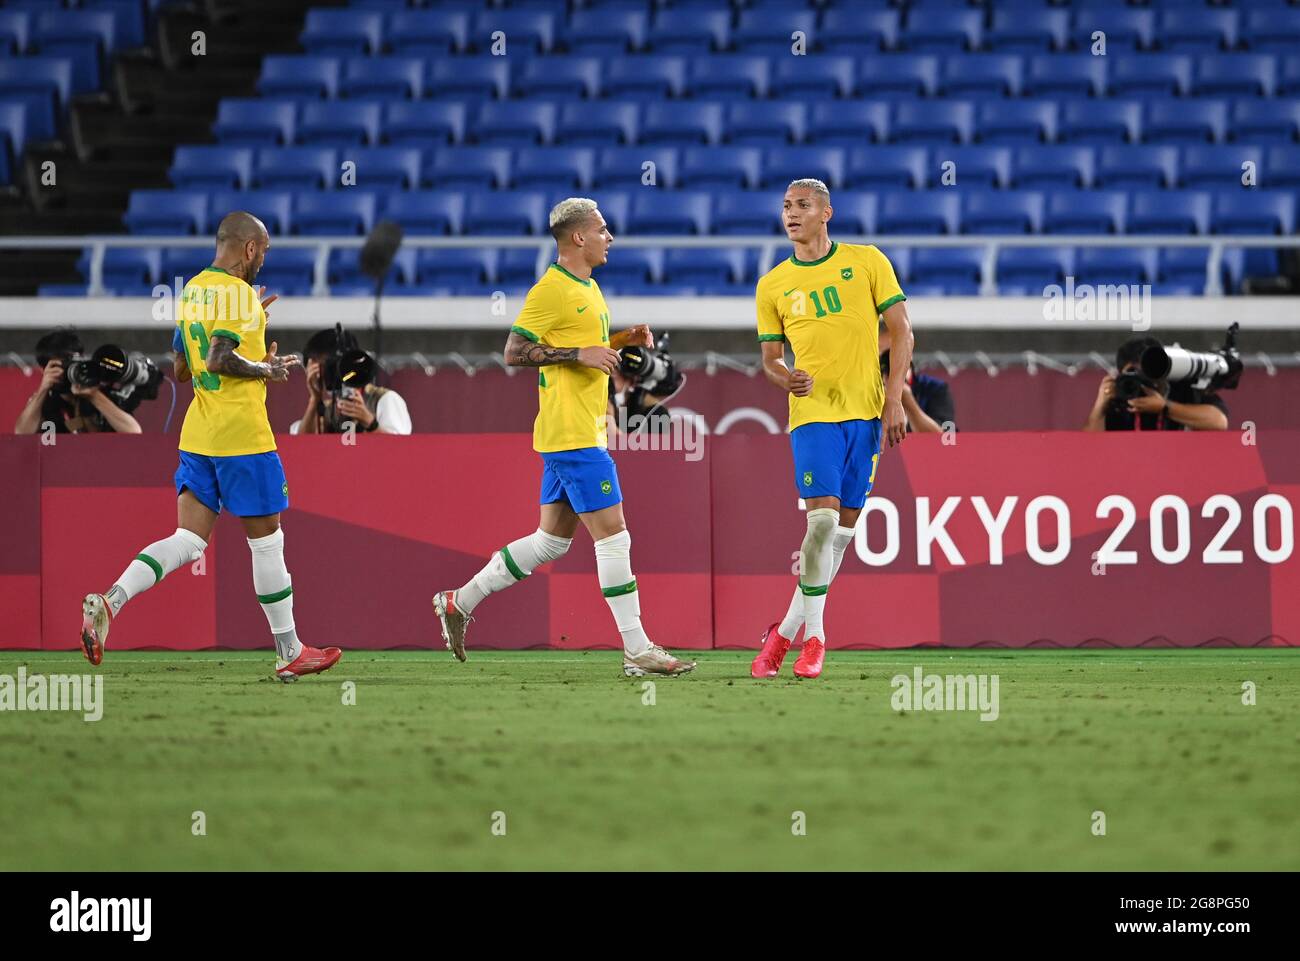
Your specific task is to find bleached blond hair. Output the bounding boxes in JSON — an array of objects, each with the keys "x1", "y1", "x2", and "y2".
[
  {"x1": 787, "y1": 178, "x2": 831, "y2": 204},
  {"x1": 549, "y1": 197, "x2": 600, "y2": 242}
]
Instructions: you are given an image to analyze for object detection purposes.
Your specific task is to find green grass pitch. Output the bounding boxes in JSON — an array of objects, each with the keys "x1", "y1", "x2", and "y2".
[{"x1": 2, "y1": 649, "x2": 1297, "y2": 871}]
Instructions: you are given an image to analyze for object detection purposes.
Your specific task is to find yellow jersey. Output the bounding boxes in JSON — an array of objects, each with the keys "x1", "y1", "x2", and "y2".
[
  {"x1": 511, "y1": 263, "x2": 611, "y2": 453},
  {"x1": 175, "y1": 267, "x2": 276, "y2": 457},
  {"x1": 755, "y1": 241, "x2": 906, "y2": 431}
]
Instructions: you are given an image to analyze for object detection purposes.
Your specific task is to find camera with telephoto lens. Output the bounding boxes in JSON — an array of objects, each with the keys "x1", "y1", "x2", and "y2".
[
  {"x1": 320, "y1": 324, "x2": 377, "y2": 403},
  {"x1": 1140, "y1": 323, "x2": 1243, "y2": 393},
  {"x1": 64, "y1": 345, "x2": 162, "y2": 411},
  {"x1": 617, "y1": 332, "x2": 683, "y2": 398}
]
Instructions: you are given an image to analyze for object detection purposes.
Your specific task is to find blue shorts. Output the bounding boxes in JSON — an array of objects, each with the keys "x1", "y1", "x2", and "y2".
[
  {"x1": 539, "y1": 447, "x2": 623, "y2": 515},
  {"x1": 175, "y1": 451, "x2": 290, "y2": 518},
  {"x1": 790, "y1": 419, "x2": 883, "y2": 510}
]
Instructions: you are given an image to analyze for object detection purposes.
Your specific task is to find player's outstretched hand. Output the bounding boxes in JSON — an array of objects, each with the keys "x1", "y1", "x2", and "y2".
[
  {"x1": 883, "y1": 397, "x2": 907, "y2": 447},
  {"x1": 788, "y1": 368, "x2": 814, "y2": 397},
  {"x1": 257, "y1": 286, "x2": 279, "y2": 316},
  {"x1": 262, "y1": 341, "x2": 300, "y2": 383},
  {"x1": 579, "y1": 346, "x2": 621, "y2": 375}
]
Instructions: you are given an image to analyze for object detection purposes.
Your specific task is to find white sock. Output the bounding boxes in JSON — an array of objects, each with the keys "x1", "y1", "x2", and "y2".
[
  {"x1": 106, "y1": 528, "x2": 207, "y2": 615},
  {"x1": 798, "y1": 508, "x2": 839, "y2": 642},
  {"x1": 248, "y1": 528, "x2": 301, "y2": 663},
  {"x1": 455, "y1": 528, "x2": 572, "y2": 614},
  {"x1": 594, "y1": 529, "x2": 651, "y2": 656},
  {"x1": 778, "y1": 525, "x2": 855, "y2": 639}
]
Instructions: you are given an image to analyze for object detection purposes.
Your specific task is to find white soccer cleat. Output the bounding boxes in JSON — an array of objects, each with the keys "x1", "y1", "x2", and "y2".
[
  {"x1": 433, "y1": 590, "x2": 472, "y2": 662},
  {"x1": 80, "y1": 593, "x2": 111, "y2": 666},
  {"x1": 622, "y1": 644, "x2": 697, "y2": 677}
]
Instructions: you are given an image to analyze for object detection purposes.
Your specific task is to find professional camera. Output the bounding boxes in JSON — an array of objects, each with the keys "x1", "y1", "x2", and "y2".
[
  {"x1": 1112, "y1": 368, "x2": 1161, "y2": 403},
  {"x1": 1140, "y1": 323, "x2": 1243, "y2": 393},
  {"x1": 319, "y1": 324, "x2": 377, "y2": 402},
  {"x1": 617, "y1": 332, "x2": 684, "y2": 398},
  {"x1": 64, "y1": 345, "x2": 162, "y2": 410}
]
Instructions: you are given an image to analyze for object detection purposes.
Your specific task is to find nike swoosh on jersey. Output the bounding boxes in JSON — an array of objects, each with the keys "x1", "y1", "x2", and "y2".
[
  {"x1": 783, "y1": 288, "x2": 798, "y2": 296},
  {"x1": 577, "y1": 306, "x2": 588, "y2": 312}
]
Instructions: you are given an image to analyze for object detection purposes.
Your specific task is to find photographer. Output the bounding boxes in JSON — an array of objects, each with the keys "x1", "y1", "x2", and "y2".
[
  {"x1": 291, "y1": 326, "x2": 411, "y2": 435},
  {"x1": 606, "y1": 331, "x2": 684, "y2": 436},
  {"x1": 14, "y1": 329, "x2": 156, "y2": 435},
  {"x1": 879, "y1": 327, "x2": 955, "y2": 434},
  {"x1": 1085, "y1": 336, "x2": 1229, "y2": 432}
]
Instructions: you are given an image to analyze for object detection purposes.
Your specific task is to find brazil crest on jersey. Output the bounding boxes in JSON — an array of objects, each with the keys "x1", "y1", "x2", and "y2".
[
  {"x1": 511, "y1": 263, "x2": 611, "y2": 453},
  {"x1": 175, "y1": 267, "x2": 276, "y2": 457},
  {"x1": 755, "y1": 242, "x2": 906, "y2": 431}
]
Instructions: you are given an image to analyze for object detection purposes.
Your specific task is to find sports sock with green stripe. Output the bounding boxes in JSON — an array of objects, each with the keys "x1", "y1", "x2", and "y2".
[
  {"x1": 594, "y1": 529, "x2": 651, "y2": 656},
  {"x1": 248, "y1": 528, "x2": 301, "y2": 663},
  {"x1": 105, "y1": 527, "x2": 207, "y2": 615},
  {"x1": 778, "y1": 525, "x2": 855, "y2": 640},
  {"x1": 455, "y1": 528, "x2": 572, "y2": 614},
  {"x1": 798, "y1": 508, "x2": 840, "y2": 643}
]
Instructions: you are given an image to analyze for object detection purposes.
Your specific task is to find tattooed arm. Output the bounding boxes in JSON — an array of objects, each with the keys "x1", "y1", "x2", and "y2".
[
  {"x1": 503, "y1": 331, "x2": 620, "y2": 374},
  {"x1": 206, "y1": 335, "x2": 298, "y2": 382}
]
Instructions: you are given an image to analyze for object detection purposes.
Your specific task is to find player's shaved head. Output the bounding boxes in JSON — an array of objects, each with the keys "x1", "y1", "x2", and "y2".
[
  {"x1": 216, "y1": 211, "x2": 268, "y2": 248},
  {"x1": 212, "y1": 210, "x2": 271, "y2": 284}
]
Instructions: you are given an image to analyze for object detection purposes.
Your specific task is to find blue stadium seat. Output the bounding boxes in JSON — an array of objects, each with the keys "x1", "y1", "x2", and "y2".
[
  {"x1": 1059, "y1": 99, "x2": 1142, "y2": 144},
  {"x1": 1230, "y1": 99, "x2": 1300, "y2": 143},
  {"x1": 254, "y1": 146, "x2": 337, "y2": 190},
  {"x1": 997, "y1": 246, "x2": 1073, "y2": 292},
  {"x1": 689, "y1": 56, "x2": 769, "y2": 100},
  {"x1": 256, "y1": 248, "x2": 318, "y2": 296},
  {"x1": 385, "y1": 10, "x2": 471, "y2": 56},
  {"x1": 1157, "y1": 9, "x2": 1238, "y2": 54},
  {"x1": 761, "y1": 145, "x2": 846, "y2": 189},
  {"x1": 593, "y1": 146, "x2": 678, "y2": 188},
  {"x1": 0, "y1": 10, "x2": 31, "y2": 55},
  {"x1": 713, "y1": 189, "x2": 782, "y2": 235},
  {"x1": 846, "y1": 145, "x2": 928, "y2": 191},
  {"x1": 160, "y1": 248, "x2": 209, "y2": 288},
  {"x1": 641, "y1": 100, "x2": 723, "y2": 145},
  {"x1": 1142, "y1": 99, "x2": 1227, "y2": 144},
  {"x1": 99, "y1": 247, "x2": 160, "y2": 291},
  {"x1": 1043, "y1": 191, "x2": 1127, "y2": 234},
  {"x1": 497, "y1": 248, "x2": 542, "y2": 287},
  {"x1": 32, "y1": 11, "x2": 118, "y2": 92},
  {"x1": 210, "y1": 190, "x2": 293, "y2": 235},
  {"x1": 1194, "y1": 54, "x2": 1277, "y2": 98},
  {"x1": 332, "y1": 246, "x2": 417, "y2": 289},
  {"x1": 300, "y1": 9, "x2": 383, "y2": 56},
  {"x1": 900, "y1": 8, "x2": 982, "y2": 54},
  {"x1": 1012, "y1": 145, "x2": 1095, "y2": 189},
  {"x1": 594, "y1": 191, "x2": 630, "y2": 235},
  {"x1": 0, "y1": 56, "x2": 74, "y2": 110},
  {"x1": 555, "y1": 101, "x2": 638, "y2": 146},
  {"x1": 629, "y1": 190, "x2": 711, "y2": 234},
  {"x1": 662, "y1": 248, "x2": 744, "y2": 292},
  {"x1": 1075, "y1": 247, "x2": 1157, "y2": 287},
  {"x1": 383, "y1": 102, "x2": 466, "y2": 147},
  {"x1": 516, "y1": 57, "x2": 602, "y2": 99},
  {"x1": 1024, "y1": 55, "x2": 1107, "y2": 98},
  {"x1": 1158, "y1": 248, "x2": 1210, "y2": 291},
  {"x1": 1181, "y1": 145, "x2": 1262, "y2": 189},
  {"x1": 463, "y1": 191, "x2": 548, "y2": 235},
  {"x1": 1242, "y1": 9, "x2": 1300, "y2": 54},
  {"x1": 945, "y1": 145, "x2": 1012, "y2": 189},
  {"x1": 1096, "y1": 145, "x2": 1180, "y2": 190},
  {"x1": 1128, "y1": 190, "x2": 1211, "y2": 235},
  {"x1": 598, "y1": 247, "x2": 662, "y2": 293},
  {"x1": 732, "y1": 10, "x2": 817, "y2": 56},
  {"x1": 962, "y1": 190, "x2": 1045, "y2": 234},
  {"x1": 169, "y1": 146, "x2": 253, "y2": 190},
  {"x1": 88, "y1": 0, "x2": 145, "y2": 48},
  {"x1": 1073, "y1": 9, "x2": 1155, "y2": 51},
  {"x1": 941, "y1": 55, "x2": 1024, "y2": 98},
  {"x1": 911, "y1": 247, "x2": 982, "y2": 295},
  {"x1": 649, "y1": 9, "x2": 731, "y2": 54},
  {"x1": 471, "y1": 10, "x2": 557, "y2": 55},
  {"x1": 124, "y1": 190, "x2": 207, "y2": 235},
  {"x1": 342, "y1": 57, "x2": 423, "y2": 100},
  {"x1": 604, "y1": 55, "x2": 686, "y2": 100},
  {"x1": 258, "y1": 56, "x2": 340, "y2": 100},
  {"x1": 770, "y1": 55, "x2": 854, "y2": 99},
  {"x1": 473, "y1": 100, "x2": 558, "y2": 146},
  {"x1": 299, "y1": 100, "x2": 383, "y2": 146},
  {"x1": 681, "y1": 145, "x2": 760, "y2": 190},
  {"x1": 878, "y1": 191, "x2": 961, "y2": 234},
  {"x1": 1282, "y1": 55, "x2": 1300, "y2": 96},
  {"x1": 424, "y1": 146, "x2": 511, "y2": 190},
  {"x1": 427, "y1": 59, "x2": 510, "y2": 100},
  {"x1": 1211, "y1": 191, "x2": 1296, "y2": 235},
  {"x1": 825, "y1": 191, "x2": 877, "y2": 235},
  {"x1": 349, "y1": 146, "x2": 421, "y2": 190},
  {"x1": 565, "y1": 9, "x2": 648, "y2": 55},
  {"x1": 293, "y1": 191, "x2": 377, "y2": 236},
  {"x1": 0, "y1": 101, "x2": 26, "y2": 183},
  {"x1": 891, "y1": 100, "x2": 974, "y2": 145},
  {"x1": 214, "y1": 98, "x2": 297, "y2": 146},
  {"x1": 856, "y1": 54, "x2": 939, "y2": 98},
  {"x1": 806, "y1": 101, "x2": 889, "y2": 146},
  {"x1": 381, "y1": 191, "x2": 464, "y2": 235},
  {"x1": 986, "y1": 8, "x2": 1069, "y2": 53},
  {"x1": 514, "y1": 146, "x2": 594, "y2": 190},
  {"x1": 820, "y1": 8, "x2": 901, "y2": 54},
  {"x1": 1111, "y1": 54, "x2": 1191, "y2": 98},
  {"x1": 1264, "y1": 146, "x2": 1300, "y2": 188},
  {"x1": 727, "y1": 101, "x2": 805, "y2": 146},
  {"x1": 415, "y1": 249, "x2": 495, "y2": 288},
  {"x1": 878, "y1": 245, "x2": 912, "y2": 285},
  {"x1": 976, "y1": 100, "x2": 1056, "y2": 145}
]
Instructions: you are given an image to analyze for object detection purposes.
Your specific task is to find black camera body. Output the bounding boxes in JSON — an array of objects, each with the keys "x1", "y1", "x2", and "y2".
[
  {"x1": 1112, "y1": 369, "x2": 1161, "y2": 403},
  {"x1": 58, "y1": 344, "x2": 162, "y2": 411},
  {"x1": 320, "y1": 325, "x2": 377, "y2": 402},
  {"x1": 617, "y1": 332, "x2": 683, "y2": 398}
]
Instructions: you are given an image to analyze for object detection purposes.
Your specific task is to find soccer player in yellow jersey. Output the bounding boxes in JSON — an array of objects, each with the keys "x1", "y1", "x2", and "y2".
[
  {"x1": 750, "y1": 179, "x2": 914, "y2": 680},
  {"x1": 434, "y1": 198, "x2": 696, "y2": 677},
  {"x1": 79, "y1": 212, "x2": 342, "y2": 683}
]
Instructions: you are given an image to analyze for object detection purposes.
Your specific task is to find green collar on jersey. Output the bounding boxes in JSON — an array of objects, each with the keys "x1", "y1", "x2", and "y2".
[
  {"x1": 202, "y1": 266, "x2": 231, "y2": 276},
  {"x1": 549, "y1": 262, "x2": 592, "y2": 287},
  {"x1": 790, "y1": 241, "x2": 838, "y2": 267}
]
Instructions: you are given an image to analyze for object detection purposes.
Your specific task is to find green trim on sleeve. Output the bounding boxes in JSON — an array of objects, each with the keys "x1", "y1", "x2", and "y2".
[
  {"x1": 257, "y1": 585, "x2": 293, "y2": 605},
  {"x1": 135, "y1": 553, "x2": 164, "y2": 585},
  {"x1": 757, "y1": 333, "x2": 786, "y2": 342},
  {"x1": 876, "y1": 293, "x2": 907, "y2": 314},
  {"x1": 601, "y1": 579, "x2": 638, "y2": 598},
  {"x1": 510, "y1": 325, "x2": 539, "y2": 343},
  {"x1": 211, "y1": 328, "x2": 242, "y2": 345}
]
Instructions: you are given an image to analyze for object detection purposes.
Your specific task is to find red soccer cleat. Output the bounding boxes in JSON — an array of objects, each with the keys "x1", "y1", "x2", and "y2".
[
  {"x1": 276, "y1": 643, "x2": 342, "y2": 683},
  {"x1": 750, "y1": 622, "x2": 793, "y2": 679},
  {"x1": 793, "y1": 637, "x2": 825, "y2": 679}
]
